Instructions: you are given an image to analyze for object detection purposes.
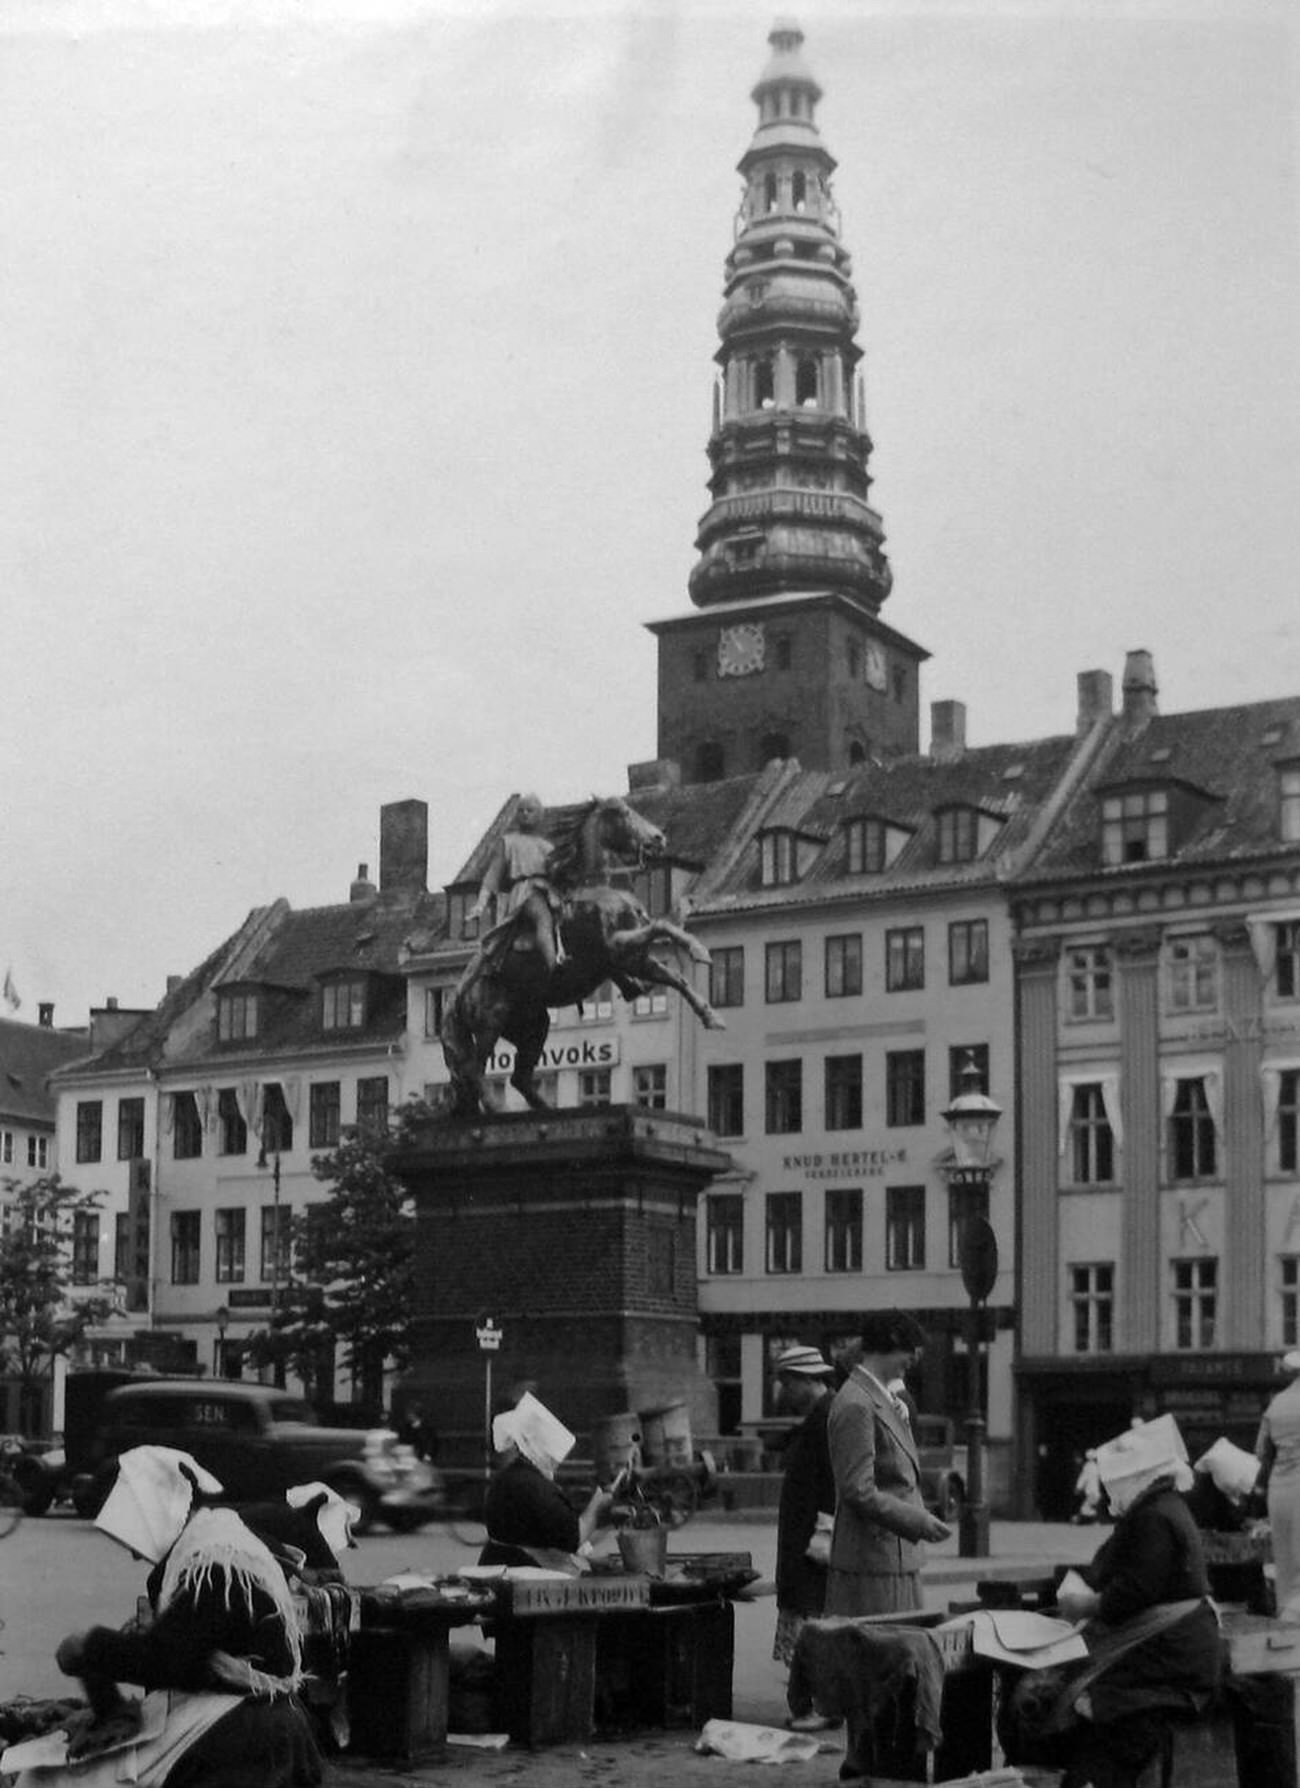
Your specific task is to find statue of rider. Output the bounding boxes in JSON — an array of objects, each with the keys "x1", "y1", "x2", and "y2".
[{"x1": 466, "y1": 792, "x2": 566, "y2": 971}]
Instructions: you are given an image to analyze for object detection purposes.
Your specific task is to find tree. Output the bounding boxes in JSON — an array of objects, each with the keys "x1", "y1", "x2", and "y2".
[
  {"x1": 0, "y1": 1174, "x2": 112, "y2": 1435},
  {"x1": 246, "y1": 1119, "x2": 417, "y2": 1412}
]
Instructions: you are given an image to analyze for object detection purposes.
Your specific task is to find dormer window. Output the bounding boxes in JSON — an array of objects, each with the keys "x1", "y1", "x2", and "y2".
[
  {"x1": 1281, "y1": 763, "x2": 1300, "y2": 842},
  {"x1": 936, "y1": 806, "x2": 978, "y2": 865},
  {"x1": 759, "y1": 829, "x2": 797, "y2": 887},
  {"x1": 321, "y1": 976, "x2": 367, "y2": 1032},
  {"x1": 1101, "y1": 788, "x2": 1168, "y2": 864},
  {"x1": 845, "y1": 817, "x2": 884, "y2": 874},
  {"x1": 217, "y1": 989, "x2": 259, "y2": 1043}
]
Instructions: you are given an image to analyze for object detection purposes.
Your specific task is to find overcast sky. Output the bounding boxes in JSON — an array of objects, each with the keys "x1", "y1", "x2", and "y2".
[{"x1": 2, "y1": 0, "x2": 1296, "y2": 1028}]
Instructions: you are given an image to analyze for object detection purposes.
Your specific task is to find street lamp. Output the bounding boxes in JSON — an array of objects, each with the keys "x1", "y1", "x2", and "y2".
[
  {"x1": 214, "y1": 1305, "x2": 230, "y2": 1378},
  {"x1": 941, "y1": 1054, "x2": 1003, "y2": 1559}
]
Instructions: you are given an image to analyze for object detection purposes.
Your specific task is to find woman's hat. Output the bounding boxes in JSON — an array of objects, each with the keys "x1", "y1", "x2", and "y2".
[
  {"x1": 95, "y1": 1445, "x2": 224, "y2": 1562},
  {"x1": 773, "y1": 1344, "x2": 834, "y2": 1379},
  {"x1": 1094, "y1": 1413, "x2": 1187, "y2": 1490},
  {"x1": 1195, "y1": 1437, "x2": 1261, "y2": 1500}
]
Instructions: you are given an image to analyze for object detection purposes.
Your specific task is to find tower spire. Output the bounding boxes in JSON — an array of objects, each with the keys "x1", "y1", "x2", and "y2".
[{"x1": 689, "y1": 18, "x2": 891, "y2": 613}]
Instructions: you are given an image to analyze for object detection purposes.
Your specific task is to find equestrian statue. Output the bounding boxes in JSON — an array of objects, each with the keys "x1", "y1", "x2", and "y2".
[{"x1": 441, "y1": 791, "x2": 723, "y2": 1117}]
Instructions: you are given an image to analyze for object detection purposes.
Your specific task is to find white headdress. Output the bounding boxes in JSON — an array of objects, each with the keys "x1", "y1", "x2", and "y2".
[
  {"x1": 491, "y1": 1391, "x2": 575, "y2": 1480},
  {"x1": 95, "y1": 1446, "x2": 224, "y2": 1563}
]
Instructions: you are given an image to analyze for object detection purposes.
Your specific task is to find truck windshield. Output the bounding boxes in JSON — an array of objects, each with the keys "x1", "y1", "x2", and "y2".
[{"x1": 267, "y1": 1399, "x2": 316, "y2": 1425}]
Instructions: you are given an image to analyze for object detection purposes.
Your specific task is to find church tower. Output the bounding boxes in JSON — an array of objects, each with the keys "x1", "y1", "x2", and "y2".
[{"x1": 650, "y1": 19, "x2": 927, "y2": 783}]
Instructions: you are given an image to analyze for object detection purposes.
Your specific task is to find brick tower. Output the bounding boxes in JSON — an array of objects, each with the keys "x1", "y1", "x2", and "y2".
[{"x1": 650, "y1": 19, "x2": 927, "y2": 783}]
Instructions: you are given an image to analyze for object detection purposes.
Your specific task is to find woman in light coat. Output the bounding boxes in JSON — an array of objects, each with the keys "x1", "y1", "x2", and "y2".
[{"x1": 1256, "y1": 1349, "x2": 1300, "y2": 1614}]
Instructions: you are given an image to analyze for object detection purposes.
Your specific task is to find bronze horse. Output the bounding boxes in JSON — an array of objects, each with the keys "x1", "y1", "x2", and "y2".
[{"x1": 441, "y1": 794, "x2": 724, "y2": 1116}]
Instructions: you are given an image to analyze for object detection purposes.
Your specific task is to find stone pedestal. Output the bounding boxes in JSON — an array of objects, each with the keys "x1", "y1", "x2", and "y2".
[{"x1": 394, "y1": 1106, "x2": 732, "y2": 1460}]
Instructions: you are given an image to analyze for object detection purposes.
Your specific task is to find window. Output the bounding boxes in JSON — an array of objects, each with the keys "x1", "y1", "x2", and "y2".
[
  {"x1": 579, "y1": 1068, "x2": 612, "y2": 1106},
  {"x1": 321, "y1": 978, "x2": 366, "y2": 1032},
  {"x1": 633, "y1": 1064, "x2": 668, "y2": 1109},
  {"x1": 1173, "y1": 1257, "x2": 1217, "y2": 1350},
  {"x1": 844, "y1": 818, "x2": 884, "y2": 875},
  {"x1": 261, "y1": 1205, "x2": 291, "y2": 1284},
  {"x1": 215, "y1": 1208, "x2": 246, "y2": 1284},
  {"x1": 1070, "y1": 1085, "x2": 1115, "y2": 1184},
  {"x1": 217, "y1": 990, "x2": 258, "y2": 1043},
  {"x1": 885, "y1": 1186, "x2": 925, "y2": 1270},
  {"x1": 172, "y1": 1092, "x2": 202, "y2": 1160},
  {"x1": 825, "y1": 1188, "x2": 863, "y2": 1273},
  {"x1": 825, "y1": 1055, "x2": 862, "y2": 1131},
  {"x1": 1281, "y1": 765, "x2": 1300, "y2": 842},
  {"x1": 309, "y1": 1082, "x2": 340, "y2": 1150},
  {"x1": 1282, "y1": 1256, "x2": 1300, "y2": 1350},
  {"x1": 171, "y1": 1211, "x2": 201, "y2": 1284},
  {"x1": 766, "y1": 1193, "x2": 802, "y2": 1273},
  {"x1": 1277, "y1": 924, "x2": 1300, "y2": 1000},
  {"x1": 578, "y1": 980, "x2": 614, "y2": 1023},
  {"x1": 885, "y1": 927, "x2": 924, "y2": 991},
  {"x1": 1067, "y1": 947, "x2": 1114, "y2": 1021},
  {"x1": 1070, "y1": 1264, "x2": 1114, "y2": 1353},
  {"x1": 948, "y1": 920, "x2": 989, "y2": 985},
  {"x1": 114, "y1": 1212, "x2": 131, "y2": 1283},
  {"x1": 76, "y1": 1100, "x2": 103, "y2": 1165},
  {"x1": 708, "y1": 1064, "x2": 744, "y2": 1137},
  {"x1": 1168, "y1": 937, "x2": 1218, "y2": 1012},
  {"x1": 0, "y1": 1130, "x2": 12, "y2": 1164},
  {"x1": 1279, "y1": 1070, "x2": 1299, "y2": 1174},
  {"x1": 632, "y1": 990, "x2": 668, "y2": 1017},
  {"x1": 71, "y1": 1211, "x2": 100, "y2": 1285},
  {"x1": 356, "y1": 1076, "x2": 389, "y2": 1136},
  {"x1": 424, "y1": 987, "x2": 445, "y2": 1038},
  {"x1": 948, "y1": 1045, "x2": 990, "y2": 1100},
  {"x1": 755, "y1": 355, "x2": 775, "y2": 406},
  {"x1": 706, "y1": 1194, "x2": 743, "y2": 1275},
  {"x1": 765, "y1": 1059, "x2": 802, "y2": 1134},
  {"x1": 936, "y1": 808, "x2": 977, "y2": 864},
  {"x1": 710, "y1": 946, "x2": 745, "y2": 1008},
  {"x1": 948, "y1": 1179, "x2": 989, "y2": 1268},
  {"x1": 27, "y1": 1134, "x2": 48, "y2": 1169},
  {"x1": 117, "y1": 1097, "x2": 145, "y2": 1161},
  {"x1": 1170, "y1": 1078, "x2": 1217, "y2": 1181},
  {"x1": 765, "y1": 940, "x2": 802, "y2": 1003},
  {"x1": 1101, "y1": 788, "x2": 1168, "y2": 864},
  {"x1": 218, "y1": 1089, "x2": 247, "y2": 1156},
  {"x1": 261, "y1": 1084, "x2": 293, "y2": 1154},
  {"x1": 795, "y1": 356, "x2": 818, "y2": 406},
  {"x1": 886, "y1": 1050, "x2": 925, "y2": 1127},
  {"x1": 825, "y1": 934, "x2": 862, "y2": 998}
]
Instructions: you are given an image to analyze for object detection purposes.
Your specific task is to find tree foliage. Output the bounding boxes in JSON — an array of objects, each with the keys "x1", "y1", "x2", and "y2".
[
  {"x1": 0, "y1": 1174, "x2": 112, "y2": 1425},
  {"x1": 245, "y1": 1119, "x2": 417, "y2": 1410}
]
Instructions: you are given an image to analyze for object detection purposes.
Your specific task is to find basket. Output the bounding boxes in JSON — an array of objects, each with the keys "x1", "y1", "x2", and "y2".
[{"x1": 617, "y1": 1526, "x2": 668, "y2": 1578}]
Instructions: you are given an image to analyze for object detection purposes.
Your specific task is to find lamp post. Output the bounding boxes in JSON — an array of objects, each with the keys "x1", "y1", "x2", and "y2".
[
  {"x1": 941, "y1": 1055, "x2": 1003, "y2": 1559},
  {"x1": 257, "y1": 1145, "x2": 285, "y2": 1388},
  {"x1": 215, "y1": 1305, "x2": 230, "y2": 1378}
]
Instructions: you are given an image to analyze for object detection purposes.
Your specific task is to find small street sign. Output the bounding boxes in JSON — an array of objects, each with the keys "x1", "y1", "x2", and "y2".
[{"x1": 476, "y1": 1317, "x2": 503, "y2": 1352}]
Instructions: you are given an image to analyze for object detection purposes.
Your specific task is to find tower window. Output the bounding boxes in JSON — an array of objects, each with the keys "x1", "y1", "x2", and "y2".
[
  {"x1": 796, "y1": 357, "x2": 818, "y2": 406},
  {"x1": 755, "y1": 357, "x2": 775, "y2": 409},
  {"x1": 792, "y1": 170, "x2": 807, "y2": 211},
  {"x1": 764, "y1": 172, "x2": 777, "y2": 213},
  {"x1": 696, "y1": 741, "x2": 725, "y2": 782}
]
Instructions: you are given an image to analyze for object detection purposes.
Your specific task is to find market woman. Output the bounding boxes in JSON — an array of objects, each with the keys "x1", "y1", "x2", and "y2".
[
  {"x1": 480, "y1": 1392, "x2": 614, "y2": 1569},
  {"x1": 1005, "y1": 1416, "x2": 1222, "y2": 1788}
]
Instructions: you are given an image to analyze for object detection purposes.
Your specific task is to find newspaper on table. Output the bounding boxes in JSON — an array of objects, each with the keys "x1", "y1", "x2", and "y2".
[{"x1": 937, "y1": 1607, "x2": 1088, "y2": 1669}]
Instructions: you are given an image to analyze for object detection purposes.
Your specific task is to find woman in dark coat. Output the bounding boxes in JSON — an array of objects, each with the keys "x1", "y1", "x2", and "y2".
[
  {"x1": 769, "y1": 1345, "x2": 838, "y2": 1729},
  {"x1": 479, "y1": 1392, "x2": 613, "y2": 1568},
  {"x1": 1007, "y1": 1416, "x2": 1222, "y2": 1788}
]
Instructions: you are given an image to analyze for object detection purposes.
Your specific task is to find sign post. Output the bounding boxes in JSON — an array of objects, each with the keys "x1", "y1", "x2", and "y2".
[
  {"x1": 958, "y1": 1217, "x2": 998, "y2": 1558},
  {"x1": 475, "y1": 1314, "x2": 503, "y2": 1490}
]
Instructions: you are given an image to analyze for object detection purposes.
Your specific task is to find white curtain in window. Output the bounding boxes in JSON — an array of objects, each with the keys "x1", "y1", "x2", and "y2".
[
  {"x1": 163, "y1": 1093, "x2": 177, "y2": 1134},
  {"x1": 1262, "y1": 1058, "x2": 1300, "y2": 1136},
  {"x1": 1247, "y1": 909, "x2": 1300, "y2": 984},
  {"x1": 279, "y1": 1076, "x2": 302, "y2": 1123},
  {"x1": 1161, "y1": 1061, "x2": 1223, "y2": 1135},
  {"x1": 1056, "y1": 1070, "x2": 1124, "y2": 1155},
  {"x1": 235, "y1": 1080, "x2": 261, "y2": 1142},
  {"x1": 195, "y1": 1084, "x2": 215, "y2": 1131}
]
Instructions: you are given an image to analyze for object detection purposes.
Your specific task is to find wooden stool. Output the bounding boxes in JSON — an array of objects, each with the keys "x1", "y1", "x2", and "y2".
[
  {"x1": 347, "y1": 1624, "x2": 450, "y2": 1763},
  {"x1": 1142, "y1": 1706, "x2": 1240, "y2": 1788}
]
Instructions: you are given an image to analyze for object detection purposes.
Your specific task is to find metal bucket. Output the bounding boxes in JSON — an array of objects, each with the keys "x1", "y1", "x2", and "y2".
[
  {"x1": 617, "y1": 1525, "x2": 668, "y2": 1578},
  {"x1": 639, "y1": 1401, "x2": 693, "y2": 1467},
  {"x1": 593, "y1": 1412, "x2": 643, "y2": 1481}
]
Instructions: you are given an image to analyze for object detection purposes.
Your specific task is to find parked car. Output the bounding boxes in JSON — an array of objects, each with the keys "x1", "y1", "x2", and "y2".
[
  {"x1": 70, "y1": 1379, "x2": 447, "y2": 1535},
  {"x1": 914, "y1": 1413, "x2": 966, "y2": 1523}
]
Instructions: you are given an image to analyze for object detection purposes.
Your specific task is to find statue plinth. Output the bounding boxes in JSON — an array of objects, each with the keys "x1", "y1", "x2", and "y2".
[{"x1": 394, "y1": 1106, "x2": 733, "y2": 1461}]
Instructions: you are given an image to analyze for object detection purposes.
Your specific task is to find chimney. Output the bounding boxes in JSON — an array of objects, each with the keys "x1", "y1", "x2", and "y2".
[
  {"x1": 106, "y1": 996, "x2": 119, "y2": 1011},
  {"x1": 379, "y1": 799, "x2": 428, "y2": 894},
  {"x1": 1122, "y1": 649, "x2": 1159, "y2": 732},
  {"x1": 1076, "y1": 669, "x2": 1114, "y2": 736},
  {"x1": 628, "y1": 758, "x2": 681, "y2": 794},
  {"x1": 930, "y1": 699, "x2": 967, "y2": 760},
  {"x1": 350, "y1": 861, "x2": 377, "y2": 903},
  {"x1": 38, "y1": 1002, "x2": 54, "y2": 1028}
]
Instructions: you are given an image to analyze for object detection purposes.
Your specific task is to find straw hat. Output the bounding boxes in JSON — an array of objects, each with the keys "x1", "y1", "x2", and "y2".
[
  {"x1": 492, "y1": 1391, "x2": 576, "y2": 1478},
  {"x1": 95, "y1": 1445, "x2": 223, "y2": 1562},
  {"x1": 773, "y1": 1344, "x2": 834, "y2": 1379}
]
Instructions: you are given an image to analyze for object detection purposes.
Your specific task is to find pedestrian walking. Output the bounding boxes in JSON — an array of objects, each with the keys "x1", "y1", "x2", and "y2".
[
  {"x1": 825, "y1": 1308, "x2": 951, "y2": 1616},
  {"x1": 768, "y1": 1343, "x2": 838, "y2": 1732},
  {"x1": 1072, "y1": 1449, "x2": 1102, "y2": 1524},
  {"x1": 1256, "y1": 1349, "x2": 1300, "y2": 1615}
]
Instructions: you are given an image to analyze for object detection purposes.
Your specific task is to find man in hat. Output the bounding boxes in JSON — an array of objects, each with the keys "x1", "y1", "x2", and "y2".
[
  {"x1": 825, "y1": 1309, "x2": 951, "y2": 1616},
  {"x1": 1257, "y1": 1349, "x2": 1300, "y2": 1615},
  {"x1": 770, "y1": 1344, "x2": 839, "y2": 1731}
]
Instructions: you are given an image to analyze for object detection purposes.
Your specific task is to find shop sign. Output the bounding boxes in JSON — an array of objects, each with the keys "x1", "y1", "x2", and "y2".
[
  {"x1": 485, "y1": 1037, "x2": 619, "y2": 1074},
  {"x1": 226, "y1": 1289, "x2": 271, "y2": 1309},
  {"x1": 780, "y1": 1146, "x2": 906, "y2": 1182}
]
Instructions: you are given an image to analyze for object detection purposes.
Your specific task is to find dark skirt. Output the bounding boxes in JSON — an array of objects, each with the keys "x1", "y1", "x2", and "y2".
[{"x1": 162, "y1": 1696, "x2": 322, "y2": 1788}]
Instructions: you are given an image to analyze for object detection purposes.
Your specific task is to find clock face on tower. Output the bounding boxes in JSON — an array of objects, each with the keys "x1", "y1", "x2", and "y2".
[
  {"x1": 864, "y1": 642, "x2": 888, "y2": 691},
  {"x1": 717, "y1": 622, "x2": 766, "y2": 678}
]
